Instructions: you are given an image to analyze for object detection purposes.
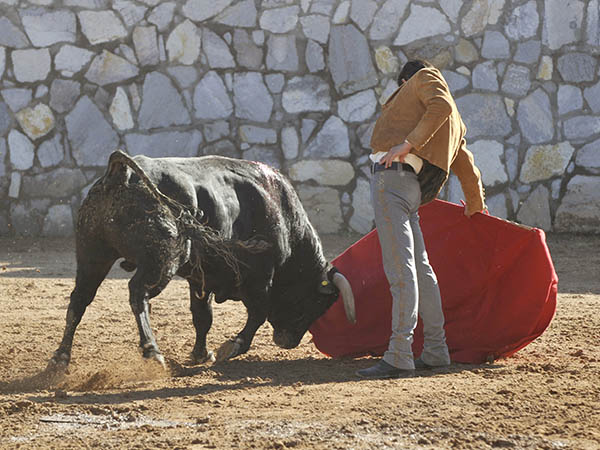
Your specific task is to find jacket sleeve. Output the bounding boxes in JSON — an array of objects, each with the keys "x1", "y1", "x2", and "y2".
[
  {"x1": 406, "y1": 69, "x2": 453, "y2": 151},
  {"x1": 450, "y1": 140, "x2": 486, "y2": 216}
]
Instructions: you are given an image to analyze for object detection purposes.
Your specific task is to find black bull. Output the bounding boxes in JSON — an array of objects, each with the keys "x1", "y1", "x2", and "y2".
[{"x1": 48, "y1": 151, "x2": 355, "y2": 369}]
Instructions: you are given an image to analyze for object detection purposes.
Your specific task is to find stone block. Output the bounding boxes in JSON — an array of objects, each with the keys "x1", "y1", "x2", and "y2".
[
  {"x1": 543, "y1": 0, "x2": 584, "y2": 50},
  {"x1": 304, "y1": 116, "x2": 350, "y2": 159},
  {"x1": 472, "y1": 62, "x2": 498, "y2": 91},
  {"x1": 297, "y1": 185, "x2": 343, "y2": 233},
  {"x1": 0, "y1": 17, "x2": 29, "y2": 48},
  {"x1": 194, "y1": 71, "x2": 233, "y2": 120},
  {"x1": 394, "y1": 4, "x2": 450, "y2": 45},
  {"x1": 138, "y1": 72, "x2": 191, "y2": 129},
  {"x1": 203, "y1": 121, "x2": 230, "y2": 143},
  {"x1": 110, "y1": 87, "x2": 134, "y2": 131},
  {"x1": 133, "y1": 26, "x2": 159, "y2": 66},
  {"x1": 329, "y1": 24, "x2": 378, "y2": 95},
  {"x1": 563, "y1": 116, "x2": 600, "y2": 142},
  {"x1": 20, "y1": 9, "x2": 76, "y2": 47},
  {"x1": 281, "y1": 126, "x2": 299, "y2": 160},
  {"x1": 266, "y1": 34, "x2": 298, "y2": 72},
  {"x1": 520, "y1": 142, "x2": 574, "y2": 183},
  {"x1": 10, "y1": 200, "x2": 51, "y2": 236},
  {"x1": 239, "y1": 125, "x2": 277, "y2": 144},
  {"x1": 148, "y1": 2, "x2": 176, "y2": 30},
  {"x1": 337, "y1": 90, "x2": 377, "y2": 123},
  {"x1": 370, "y1": 0, "x2": 409, "y2": 41},
  {"x1": 166, "y1": 20, "x2": 200, "y2": 65},
  {"x1": 514, "y1": 40, "x2": 541, "y2": 64},
  {"x1": 469, "y1": 140, "x2": 508, "y2": 186},
  {"x1": 505, "y1": 1, "x2": 539, "y2": 40},
  {"x1": 12, "y1": 49, "x2": 51, "y2": 82},
  {"x1": 2, "y1": 89, "x2": 32, "y2": 113},
  {"x1": 516, "y1": 185, "x2": 551, "y2": 230},
  {"x1": 517, "y1": 89, "x2": 554, "y2": 144},
  {"x1": 289, "y1": 159, "x2": 354, "y2": 186},
  {"x1": 259, "y1": 5, "x2": 299, "y2": 33},
  {"x1": 243, "y1": 145, "x2": 281, "y2": 169},
  {"x1": 350, "y1": 0, "x2": 377, "y2": 31},
  {"x1": 0, "y1": 102, "x2": 12, "y2": 136},
  {"x1": 66, "y1": 96, "x2": 119, "y2": 167},
  {"x1": 8, "y1": 130, "x2": 34, "y2": 170},
  {"x1": 49, "y1": 79, "x2": 80, "y2": 114},
  {"x1": 306, "y1": 40, "x2": 325, "y2": 73},
  {"x1": 583, "y1": 82, "x2": 600, "y2": 114},
  {"x1": 42, "y1": 204, "x2": 74, "y2": 237},
  {"x1": 55, "y1": 45, "x2": 94, "y2": 76},
  {"x1": 233, "y1": 72, "x2": 273, "y2": 122},
  {"x1": 21, "y1": 168, "x2": 87, "y2": 199},
  {"x1": 349, "y1": 177, "x2": 374, "y2": 234},
  {"x1": 375, "y1": 46, "x2": 399, "y2": 75},
  {"x1": 214, "y1": 0, "x2": 257, "y2": 27},
  {"x1": 557, "y1": 53, "x2": 596, "y2": 82},
  {"x1": 501, "y1": 65, "x2": 531, "y2": 97},
  {"x1": 125, "y1": 131, "x2": 203, "y2": 158},
  {"x1": 456, "y1": 94, "x2": 512, "y2": 139},
  {"x1": 38, "y1": 133, "x2": 64, "y2": 168},
  {"x1": 182, "y1": 0, "x2": 233, "y2": 21},
  {"x1": 481, "y1": 30, "x2": 510, "y2": 59},
  {"x1": 15, "y1": 103, "x2": 55, "y2": 140},
  {"x1": 233, "y1": 29, "x2": 263, "y2": 69},
  {"x1": 555, "y1": 175, "x2": 600, "y2": 232},
  {"x1": 114, "y1": 0, "x2": 147, "y2": 27},
  {"x1": 85, "y1": 50, "x2": 139, "y2": 86},
  {"x1": 78, "y1": 10, "x2": 127, "y2": 45},
  {"x1": 557, "y1": 85, "x2": 583, "y2": 116}
]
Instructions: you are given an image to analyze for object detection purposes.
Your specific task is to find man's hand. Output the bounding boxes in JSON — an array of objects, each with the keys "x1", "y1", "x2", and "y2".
[
  {"x1": 380, "y1": 141, "x2": 412, "y2": 167},
  {"x1": 461, "y1": 200, "x2": 488, "y2": 217}
]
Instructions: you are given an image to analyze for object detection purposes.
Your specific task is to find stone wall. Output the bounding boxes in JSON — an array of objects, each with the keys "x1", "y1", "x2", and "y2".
[{"x1": 0, "y1": 0, "x2": 599, "y2": 237}]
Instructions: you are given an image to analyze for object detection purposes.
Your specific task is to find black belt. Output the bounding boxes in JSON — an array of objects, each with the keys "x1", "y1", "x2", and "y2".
[{"x1": 371, "y1": 162, "x2": 415, "y2": 174}]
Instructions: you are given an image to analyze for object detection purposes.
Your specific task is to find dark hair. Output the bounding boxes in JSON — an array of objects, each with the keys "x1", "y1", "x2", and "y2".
[{"x1": 397, "y1": 59, "x2": 433, "y2": 86}]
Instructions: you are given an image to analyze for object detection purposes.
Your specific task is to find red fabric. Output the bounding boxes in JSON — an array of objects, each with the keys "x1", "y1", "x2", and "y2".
[{"x1": 310, "y1": 199, "x2": 558, "y2": 363}]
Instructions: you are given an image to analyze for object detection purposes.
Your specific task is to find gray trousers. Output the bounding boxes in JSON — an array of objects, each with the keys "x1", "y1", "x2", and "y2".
[{"x1": 370, "y1": 167, "x2": 451, "y2": 370}]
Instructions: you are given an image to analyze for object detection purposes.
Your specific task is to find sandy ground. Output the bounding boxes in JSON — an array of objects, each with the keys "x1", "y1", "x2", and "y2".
[{"x1": 0, "y1": 232, "x2": 599, "y2": 450}]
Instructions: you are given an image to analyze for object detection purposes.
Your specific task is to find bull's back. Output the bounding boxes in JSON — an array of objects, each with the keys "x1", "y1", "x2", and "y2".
[{"x1": 132, "y1": 155, "x2": 309, "y2": 250}]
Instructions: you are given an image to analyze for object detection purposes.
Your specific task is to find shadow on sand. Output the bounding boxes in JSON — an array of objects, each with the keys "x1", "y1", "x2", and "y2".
[{"x1": 1, "y1": 356, "x2": 505, "y2": 406}]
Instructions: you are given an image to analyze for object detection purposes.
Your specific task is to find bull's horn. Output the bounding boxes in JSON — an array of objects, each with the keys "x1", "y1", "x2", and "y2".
[{"x1": 332, "y1": 272, "x2": 356, "y2": 324}]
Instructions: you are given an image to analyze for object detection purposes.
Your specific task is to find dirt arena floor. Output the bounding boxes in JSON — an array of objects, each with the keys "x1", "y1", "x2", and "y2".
[{"x1": 0, "y1": 232, "x2": 599, "y2": 449}]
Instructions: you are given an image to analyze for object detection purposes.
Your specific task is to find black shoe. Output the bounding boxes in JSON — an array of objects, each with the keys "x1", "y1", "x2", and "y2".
[
  {"x1": 356, "y1": 360, "x2": 411, "y2": 379},
  {"x1": 414, "y1": 357, "x2": 451, "y2": 369},
  {"x1": 413, "y1": 357, "x2": 432, "y2": 369}
]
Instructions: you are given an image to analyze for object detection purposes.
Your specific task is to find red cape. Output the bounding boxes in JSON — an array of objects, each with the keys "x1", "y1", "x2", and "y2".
[{"x1": 310, "y1": 199, "x2": 558, "y2": 363}]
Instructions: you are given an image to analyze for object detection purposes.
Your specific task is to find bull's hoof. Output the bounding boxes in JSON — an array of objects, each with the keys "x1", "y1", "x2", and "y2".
[
  {"x1": 190, "y1": 350, "x2": 216, "y2": 365},
  {"x1": 149, "y1": 352, "x2": 166, "y2": 369},
  {"x1": 142, "y1": 347, "x2": 167, "y2": 369},
  {"x1": 46, "y1": 352, "x2": 70, "y2": 373},
  {"x1": 215, "y1": 339, "x2": 242, "y2": 363}
]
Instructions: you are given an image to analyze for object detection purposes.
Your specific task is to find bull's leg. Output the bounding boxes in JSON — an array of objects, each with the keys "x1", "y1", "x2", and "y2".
[
  {"x1": 48, "y1": 256, "x2": 116, "y2": 370},
  {"x1": 189, "y1": 281, "x2": 215, "y2": 364},
  {"x1": 216, "y1": 295, "x2": 268, "y2": 362},
  {"x1": 128, "y1": 267, "x2": 172, "y2": 367}
]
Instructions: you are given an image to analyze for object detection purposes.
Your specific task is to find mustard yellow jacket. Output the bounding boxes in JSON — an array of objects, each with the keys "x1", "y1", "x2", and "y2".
[{"x1": 370, "y1": 67, "x2": 485, "y2": 215}]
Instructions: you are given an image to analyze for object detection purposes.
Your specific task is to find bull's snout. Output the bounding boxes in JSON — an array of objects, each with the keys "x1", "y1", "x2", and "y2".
[{"x1": 273, "y1": 329, "x2": 302, "y2": 349}]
